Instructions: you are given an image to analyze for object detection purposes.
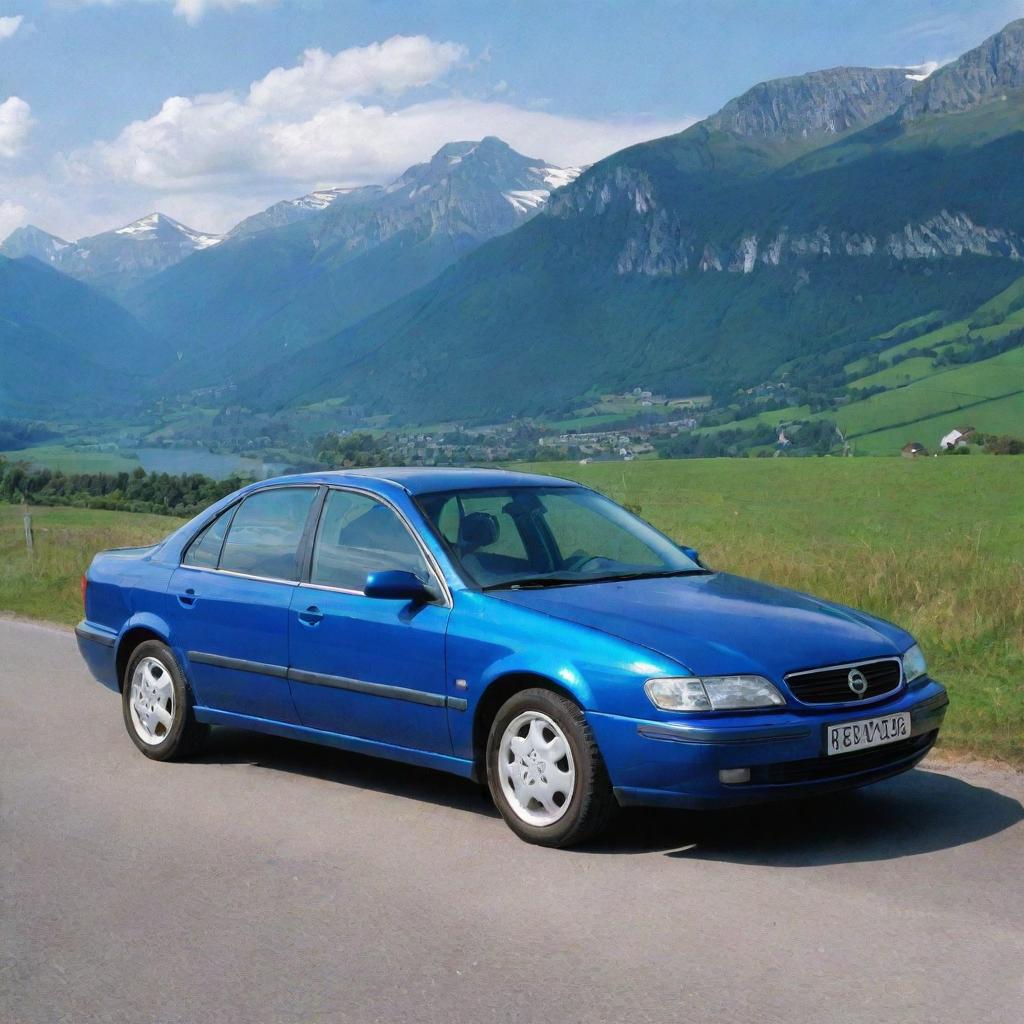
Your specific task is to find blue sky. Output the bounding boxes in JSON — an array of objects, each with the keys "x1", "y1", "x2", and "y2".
[{"x1": 1, "y1": 0, "x2": 1021, "y2": 239}]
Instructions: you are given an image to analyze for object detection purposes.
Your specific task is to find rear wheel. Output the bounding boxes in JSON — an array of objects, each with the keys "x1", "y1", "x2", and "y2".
[
  {"x1": 121, "y1": 640, "x2": 207, "y2": 760},
  {"x1": 486, "y1": 687, "x2": 616, "y2": 847}
]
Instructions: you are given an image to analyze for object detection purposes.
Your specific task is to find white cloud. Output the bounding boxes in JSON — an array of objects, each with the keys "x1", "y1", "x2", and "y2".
[
  {"x1": 247, "y1": 36, "x2": 467, "y2": 113},
  {"x1": 65, "y1": 34, "x2": 692, "y2": 219},
  {"x1": 172, "y1": 0, "x2": 272, "y2": 25},
  {"x1": 904, "y1": 61, "x2": 944, "y2": 82},
  {"x1": 0, "y1": 198, "x2": 29, "y2": 238},
  {"x1": 64, "y1": 1, "x2": 274, "y2": 26},
  {"x1": 0, "y1": 15, "x2": 23, "y2": 40},
  {"x1": 0, "y1": 97, "x2": 33, "y2": 158}
]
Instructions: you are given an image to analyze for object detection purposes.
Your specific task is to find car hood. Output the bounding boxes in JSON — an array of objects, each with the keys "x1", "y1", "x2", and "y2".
[{"x1": 489, "y1": 572, "x2": 912, "y2": 679}]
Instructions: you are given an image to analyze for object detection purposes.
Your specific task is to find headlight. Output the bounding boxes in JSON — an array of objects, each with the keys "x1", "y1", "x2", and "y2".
[
  {"x1": 645, "y1": 675, "x2": 786, "y2": 712},
  {"x1": 902, "y1": 643, "x2": 927, "y2": 683}
]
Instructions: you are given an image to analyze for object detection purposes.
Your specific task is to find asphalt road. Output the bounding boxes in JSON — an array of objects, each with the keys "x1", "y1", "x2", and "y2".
[{"x1": 2, "y1": 618, "x2": 1023, "y2": 1024}]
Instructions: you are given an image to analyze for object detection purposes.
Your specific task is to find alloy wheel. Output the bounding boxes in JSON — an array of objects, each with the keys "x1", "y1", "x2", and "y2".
[
  {"x1": 128, "y1": 656, "x2": 175, "y2": 746},
  {"x1": 497, "y1": 711, "x2": 576, "y2": 826}
]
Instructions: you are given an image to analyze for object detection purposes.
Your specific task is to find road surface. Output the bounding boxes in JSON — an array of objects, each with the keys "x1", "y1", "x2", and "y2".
[{"x1": 2, "y1": 617, "x2": 1022, "y2": 1023}]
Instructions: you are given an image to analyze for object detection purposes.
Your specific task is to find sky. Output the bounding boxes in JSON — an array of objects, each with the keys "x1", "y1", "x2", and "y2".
[{"x1": 0, "y1": 0, "x2": 1022, "y2": 240}]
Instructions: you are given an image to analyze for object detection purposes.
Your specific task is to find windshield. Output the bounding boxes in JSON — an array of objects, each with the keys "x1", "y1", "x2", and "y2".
[{"x1": 416, "y1": 485, "x2": 704, "y2": 589}]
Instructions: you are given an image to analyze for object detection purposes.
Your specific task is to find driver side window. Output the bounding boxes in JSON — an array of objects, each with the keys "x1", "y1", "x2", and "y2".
[{"x1": 311, "y1": 490, "x2": 429, "y2": 592}]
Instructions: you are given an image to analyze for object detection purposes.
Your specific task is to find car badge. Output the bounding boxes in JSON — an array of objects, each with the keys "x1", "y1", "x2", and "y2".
[{"x1": 847, "y1": 668, "x2": 869, "y2": 697}]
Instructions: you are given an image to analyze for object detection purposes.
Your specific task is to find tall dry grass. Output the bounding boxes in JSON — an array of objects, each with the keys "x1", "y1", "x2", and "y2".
[{"x1": 0, "y1": 506, "x2": 182, "y2": 626}]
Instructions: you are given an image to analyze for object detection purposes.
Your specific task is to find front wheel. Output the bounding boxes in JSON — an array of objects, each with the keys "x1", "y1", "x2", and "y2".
[
  {"x1": 122, "y1": 640, "x2": 208, "y2": 761},
  {"x1": 486, "y1": 687, "x2": 616, "y2": 847}
]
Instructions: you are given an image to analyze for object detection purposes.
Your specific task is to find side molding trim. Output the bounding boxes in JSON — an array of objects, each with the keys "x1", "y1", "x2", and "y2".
[
  {"x1": 187, "y1": 650, "x2": 289, "y2": 679},
  {"x1": 288, "y1": 667, "x2": 446, "y2": 707},
  {"x1": 188, "y1": 651, "x2": 463, "y2": 711}
]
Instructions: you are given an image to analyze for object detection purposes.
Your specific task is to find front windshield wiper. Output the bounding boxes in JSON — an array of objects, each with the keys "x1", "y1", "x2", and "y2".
[
  {"x1": 483, "y1": 568, "x2": 710, "y2": 591},
  {"x1": 598, "y1": 569, "x2": 711, "y2": 582},
  {"x1": 483, "y1": 575, "x2": 593, "y2": 591}
]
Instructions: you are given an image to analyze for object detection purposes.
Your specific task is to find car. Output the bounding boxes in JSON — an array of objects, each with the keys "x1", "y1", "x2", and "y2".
[{"x1": 76, "y1": 467, "x2": 949, "y2": 847}]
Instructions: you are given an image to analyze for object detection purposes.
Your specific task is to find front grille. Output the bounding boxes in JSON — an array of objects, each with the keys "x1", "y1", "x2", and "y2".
[
  {"x1": 750, "y1": 731, "x2": 936, "y2": 785},
  {"x1": 785, "y1": 658, "x2": 902, "y2": 705}
]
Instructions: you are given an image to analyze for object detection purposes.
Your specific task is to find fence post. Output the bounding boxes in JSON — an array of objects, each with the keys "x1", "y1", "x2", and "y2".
[{"x1": 23, "y1": 505, "x2": 33, "y2": 555}]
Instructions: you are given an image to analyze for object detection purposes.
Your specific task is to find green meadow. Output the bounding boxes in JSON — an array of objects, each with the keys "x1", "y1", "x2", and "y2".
[
  {"x1": 3, "y1": 456, "x2": 1022, "y2": 764},
  {"x1": 0, "y1": 445, "x2": 141, "y2": 474},
  {"x1": 524, "y1": 457, "x2": 1024, "y2": 764}
]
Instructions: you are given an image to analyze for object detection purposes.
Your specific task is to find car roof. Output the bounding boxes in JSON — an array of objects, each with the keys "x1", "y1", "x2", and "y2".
[{"x1": 261, "y1": 466, "x2": 579, "y2": 497}]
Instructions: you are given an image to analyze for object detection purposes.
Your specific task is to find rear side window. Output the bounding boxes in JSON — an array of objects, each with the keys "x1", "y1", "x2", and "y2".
[
  {"x1": 311, "y1": 490, "x2": 429, "y2": 592},
  {"x1": 182, "y1": 507, "x2": 235, "y2": 568},
  {"x1": 218, "y1": 487, "x2": 317, "y2": 581}
]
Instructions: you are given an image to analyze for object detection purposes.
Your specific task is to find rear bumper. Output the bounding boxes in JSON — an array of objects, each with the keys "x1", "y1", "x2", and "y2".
[
  {"x1": 590, "y1": 679, "x2": 949, "y2": 810},
  {"x1": 75, "y1": 621, "x2": 120, "y2": 692}
]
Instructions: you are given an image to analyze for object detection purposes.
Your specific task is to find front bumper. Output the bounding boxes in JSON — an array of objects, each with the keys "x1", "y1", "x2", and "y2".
[{"x1": 589, "y1": 678, "x2": 949, "y2": 810}]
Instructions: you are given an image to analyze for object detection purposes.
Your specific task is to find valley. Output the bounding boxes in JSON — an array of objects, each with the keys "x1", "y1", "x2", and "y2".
[{"x1": 2, "y1": 19, "x2": 1023, "y2": 466}]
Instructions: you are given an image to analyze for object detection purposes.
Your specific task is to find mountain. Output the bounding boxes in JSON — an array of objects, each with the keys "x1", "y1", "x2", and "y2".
[
  {"x1": 225, "y1": 186, "x2": 379, "y2": 241},
  {"x1": 0, "y1": 255, "x2": 167, "y2": 418},
  {"x1": 243, "y1": 19, "x2": 1024, "y2": 425},
  {"x1": 904, "y1": 17, "x2": 1024, "y2": 117},
  {"x1": 0, "y1": 225, "x2": 77, "y2": 266},
  {"x1": 0, "y1": 213, "x2": 222, "y2": 297},
  {"x1": 705, "y1": 66, "x2": 914, "y2": 137},
  {"x1": 123, "y1": 137, "x2": 583, "y2": 381}
]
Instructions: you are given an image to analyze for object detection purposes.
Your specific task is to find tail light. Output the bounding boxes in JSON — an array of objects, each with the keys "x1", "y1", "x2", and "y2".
[{"x1": 81, "y1": 574, "x2": 88, "y2": 613}]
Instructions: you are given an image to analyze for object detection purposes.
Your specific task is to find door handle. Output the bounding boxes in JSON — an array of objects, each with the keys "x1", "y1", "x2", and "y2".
[
  {"x1": 178, "y1": 588, "x2": 197, "y2": 607},
  {"x1": 298, "y1": 605, "x2": 324, "y2": 626}
]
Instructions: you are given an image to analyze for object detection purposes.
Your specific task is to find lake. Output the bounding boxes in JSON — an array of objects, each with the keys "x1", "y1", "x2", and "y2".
[{"x1": 133, "y1": 448, "x2": 289, "y2": 479}]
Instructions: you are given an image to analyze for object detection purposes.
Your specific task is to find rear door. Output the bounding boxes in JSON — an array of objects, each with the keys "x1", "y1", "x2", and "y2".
[
  {"x1": 169, "y1": 485, "x2": 320, "y2": 723},
  {"x1": 287, "y1": 487, "x2": 453, "y2": 753}
]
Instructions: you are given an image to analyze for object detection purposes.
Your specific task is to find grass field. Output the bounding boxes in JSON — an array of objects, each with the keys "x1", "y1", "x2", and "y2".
[
  {"x1": 851, "y1": 392, "x2": 1024, "y2": 454},
  {"x1": 0, "y1": 445, "x2": 141, "y2": 474},
  {"x1": 2, "y1": 456, "x2": 1022, "y2": 764},
  {"x1": 522, "y1": 457, "x2": 1024, "y2": 764},
  {"x1": 1, "y1": 506, "x2": 184, "y2": 625},
  {"x1": 699, "y1": 346, "x2": 1024, "y2": 452}
]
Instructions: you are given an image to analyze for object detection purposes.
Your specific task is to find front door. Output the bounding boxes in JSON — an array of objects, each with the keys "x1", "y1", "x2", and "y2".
[
  {"x1": 170, "y1": 485, "x2": 319, "y2": 723},
  {"x1": 287, "y1": 488, "x2": 452, "y2": 754}
]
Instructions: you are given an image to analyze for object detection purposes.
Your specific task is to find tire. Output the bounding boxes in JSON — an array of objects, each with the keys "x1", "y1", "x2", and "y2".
[
  {"x1": 486, "y1": 687, "x2": 616, "y2": 847},
  {"x1": 121, "y1": 640, "x2": 208, "y2": 761}
]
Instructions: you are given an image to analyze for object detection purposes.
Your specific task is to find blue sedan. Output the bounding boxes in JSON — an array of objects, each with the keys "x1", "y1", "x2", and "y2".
[{"x1": 76, "y1": 468, "x2": 948, "y2": 846}]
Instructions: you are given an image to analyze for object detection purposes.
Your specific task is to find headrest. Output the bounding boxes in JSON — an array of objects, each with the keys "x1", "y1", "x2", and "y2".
[{"x1": 458, "y1": 511, "x2": 499, "y2": 551}]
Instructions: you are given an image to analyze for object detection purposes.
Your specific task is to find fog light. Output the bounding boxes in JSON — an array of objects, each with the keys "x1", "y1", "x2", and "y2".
[{"x1": 719, "y1": 768, "x2": 751, "y2": 785}]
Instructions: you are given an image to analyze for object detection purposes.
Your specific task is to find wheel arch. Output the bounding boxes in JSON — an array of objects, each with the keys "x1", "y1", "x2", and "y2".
[
  {"x1": 471, "y1": 671, "x2": 581, "y2": 781},
  {"x1": 115, "y1": 618, "x2": 171, "y2": 691}
]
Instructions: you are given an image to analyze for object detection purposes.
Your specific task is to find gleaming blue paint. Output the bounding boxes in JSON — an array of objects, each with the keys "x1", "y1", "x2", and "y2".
[{"x1": 76, "y1": 467, "x2": 947, "y2": 807}]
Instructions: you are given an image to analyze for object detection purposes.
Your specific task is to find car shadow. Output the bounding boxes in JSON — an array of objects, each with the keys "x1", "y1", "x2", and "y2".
[
  {"x1": 582, "y1": 768, "x2": 1024, "y2": 864},
  {"x1": 194, "y1": 729, "x2": 1021, "y2": 862},
  {"x1": 194, "y1": 726, "x2": 500, "y2": 818}
]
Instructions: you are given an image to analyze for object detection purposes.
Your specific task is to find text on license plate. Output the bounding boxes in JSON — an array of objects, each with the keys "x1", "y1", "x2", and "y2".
[{"x1": 827, "y1": 712, "x2": 911, "y2": 755}]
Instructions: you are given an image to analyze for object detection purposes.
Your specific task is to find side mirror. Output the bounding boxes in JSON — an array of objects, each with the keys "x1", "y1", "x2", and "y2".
[
  {"x1": 679, "y1": 545, "x2": 704, "y2": 567},
  {"x1": 364, "y1": 569, "x2": 435, "y2": 603}
]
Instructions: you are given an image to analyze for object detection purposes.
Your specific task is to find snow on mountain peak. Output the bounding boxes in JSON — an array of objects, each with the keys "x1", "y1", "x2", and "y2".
[
  {"x1": 114, "y1": 212, "x2": 167, "y2": 237},
  {"x1": 113, "y1": 212, "x2": 222, "y2": 248},
  {"x1": 540, "y1": 165, "x2": 584, "y2": 189}
]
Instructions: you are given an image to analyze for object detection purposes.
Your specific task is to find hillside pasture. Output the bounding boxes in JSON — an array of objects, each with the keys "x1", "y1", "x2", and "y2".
[
  {"x1": 3, "y1": 456, "x2": 1022, "y2": 764},
  {"x1": 524, "y1": 456, "x2": 1024, "y2": 764}
]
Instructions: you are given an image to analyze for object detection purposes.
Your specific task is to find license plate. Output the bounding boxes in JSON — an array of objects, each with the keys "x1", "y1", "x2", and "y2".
[{"x1": 826, "y1": 712, "x2": 911, "y2": 755}]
